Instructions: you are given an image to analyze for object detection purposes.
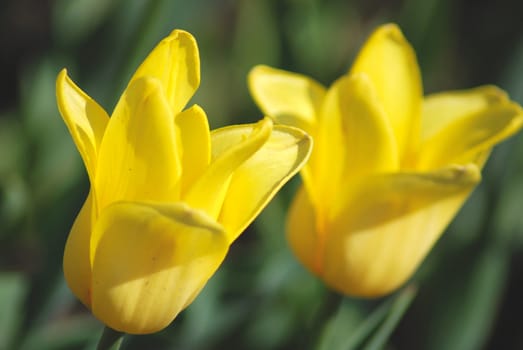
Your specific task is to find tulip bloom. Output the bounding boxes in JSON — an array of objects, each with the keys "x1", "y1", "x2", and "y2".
[
  {"x1": 57, "y1": 30, "x2": 311, "y2": 334},
  {"x1": 249, "y1": 23, "x2": 523, "y2": 297}
]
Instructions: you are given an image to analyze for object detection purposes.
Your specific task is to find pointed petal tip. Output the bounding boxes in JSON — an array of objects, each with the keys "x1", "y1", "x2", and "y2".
[
  {"x1": 248, "y1": 64, "x2": 275, "y2": 81},
  {"x1": 168, "y1": 29, "x2": 200, "y2": 81},
  {"x1": 343, "y1": 72, "x2": 376, "y2": 98},
  {"x1": 57, "y1": 68, "x2": 68, "y2": 82},
  {"x1": 480, "y1": 85, "x2": 510, "y2": 103},
  {"x1": 253, "y1": 116, "x2": 274, "y2": 134},
  {"x1": 389, "y1": 164, "x2": 481, "y2": 189},
  {"x1": 166, "y1": 28, "x2": 196, "y2": 41},
  {"x1": 130, "y1": 28, "x2": 201, "y2": 113},
  {"x1": 184, "y1": 103, "x2": 206, "y2": 116},
  {"x1": 272, "y1": 122, "x2": 313, "y2": 146},
  {"x1": 434, "y1": 163, "x2": 481, "y2": 186},
  {"x1": 56, "y1": 68, "x2": 71, "y2": 94},
  {"x1": 378, "y1": 23, "x2": 404, "y2": 40},
  {"x1": 127, "y1": 75, "x2": 162, "y2": 93}
]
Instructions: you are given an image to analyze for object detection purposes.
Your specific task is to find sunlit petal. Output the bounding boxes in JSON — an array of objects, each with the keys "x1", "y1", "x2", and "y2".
[
  {"x1": 310, "y1": 76, "x2": 347, "y2": 208},
  {"x1": 174, "y1": 104, "x2": 211, "y2": 197},
  {"x1": 422, "y1": 85, "x2": 510, "y2": 141},
  {"x1": 350, "y1": 24, "x2": 422, "y2": 161},
  {"x1": 419, "y1": 102, "x2": 523, "y2": 169},
  {"x1": 311, "y1": 73, "x2": 398, "y2": 212},
  {"x1": 130, "y1": 30, "x2": 199, "y2": 114},
  {"x1": 248, "y1": 65, "x2": 325, "y2": 136},
  {"x1": 56, "y1": 69, "x2": 109, "y2": 181},
  {"x1": 183, "y1": 117, "x2": 272, "y2": 220},
  {"x1": 95, "y1": 77, "x2": 181, "y2": 211},
  {"x1": 91, "y1": 201, "x2": 228, "y2": 334},
  {"x1": 217, "y1": 124, "x2": 312, "y2": 242},
  {"x1": 336, "y1": 73, "x2": 398, "y2": 177}
]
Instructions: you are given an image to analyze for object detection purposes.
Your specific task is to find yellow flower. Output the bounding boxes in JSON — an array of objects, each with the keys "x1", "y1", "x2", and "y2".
[
  {"x1": 57, "y1": 30, "x2": 312, "y2": 334},
  {"x1": 248, "y1": 23, "x2": 523, "y2": 297}
]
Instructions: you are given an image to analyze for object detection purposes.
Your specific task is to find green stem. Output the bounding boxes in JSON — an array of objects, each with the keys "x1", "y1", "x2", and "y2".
[
  {"x1": 97, "y1": 326, "x2": 124, "y2": 350},
  {"x1": 310, "y1": 289, "x2": 344, "y2": 348}
]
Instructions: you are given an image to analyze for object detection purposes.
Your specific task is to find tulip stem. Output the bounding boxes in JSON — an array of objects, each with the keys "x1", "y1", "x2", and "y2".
[{"x1": 97, "y1": 326, "x2": 124, "y2": 350}]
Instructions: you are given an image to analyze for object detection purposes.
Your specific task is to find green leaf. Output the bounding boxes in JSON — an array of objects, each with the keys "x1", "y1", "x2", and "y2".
[
  {"x1": 317, "y1": 286, "x2": 417, "y2": 350},
  {"x1": 361, "y1": 286, "x2": 417, "y2": 350},
  {"x1": 422, "y1": 246, "x2": 508, "y2": 350},
  {"x1": 52, "y1": 0, "x2": 121, "y2": 45},
  {"x1": 0, "y1": 273, "x2": 29, "y2": 350},
  {"x1": 19, "y1": 315, "x2": 100, "y2": 350}
]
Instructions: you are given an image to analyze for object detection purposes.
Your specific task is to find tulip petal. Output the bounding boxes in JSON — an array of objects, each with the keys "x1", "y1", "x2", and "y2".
[
  {"x1": 217, "y1": 124, "x2": 312, "y2": 242},
  {"x1": 287, "y1": 186, "x2": 322, "y2": 275},
  {"x1": 183, "y1": 117, "x2": 272, "y2": 220},
  {"x1": 311, "y1": 76, "x2": 346, "y2": 207},
  {"x1": 175, "y1": 104, "x2": 211, "y2": 196},
  {"x1": 421, "y1": 85, "x2": 510, "y2": 141},
  {"x1": 418, "y1": 101, "x2": 523, "y2": 169},
  {"x1": 248, "y1": 65, "x2": 326, "y2": 135},
  {"x1": 91, "y1": 201, "x2": 228, "y2": 334},
  {"x1": 322, "y1": 165, "x2": 480, "y2": 297},
  {"x1": 350, "y1": 24, "x2": 422, "y2": 162},
  {"x1": 310, "y1": 74, "x2": 398, "y2": 215},
  {"x1": 130, "y1": 29, "x2": 200, "y2": 114},
  {"x1": 95, "y1": 77, "x2": 181, "y2": 210},
  {"x1": 56, "y1": 69, "x2": 109, "y2": 181},
  {"x1": 330, "y1": 73, "x2": 398, "y2": 177},
  {"x1": 63, "y1": 191, "x2": 95, "y2": 307}
]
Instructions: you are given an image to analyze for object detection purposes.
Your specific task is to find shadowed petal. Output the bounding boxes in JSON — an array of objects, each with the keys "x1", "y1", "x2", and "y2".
[
  {"x1": 56, "y1": 69, "x2": 109, "y2": 181},
  {"x1": 91, "y1": 201, "x2": 228, "y2": 334},
  {"x1": 129, "y1": 30, "x2": 200, "y2": 114},
  {"x1": 95, "y1": 77, "x2": 181, "y2": 211},
  {"x1": 216, "y1": 124, "x2": 312, "y2": 242}
]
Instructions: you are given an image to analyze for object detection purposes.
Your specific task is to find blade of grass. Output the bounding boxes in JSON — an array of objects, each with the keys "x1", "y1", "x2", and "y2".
[{"x1": 361, "y1": 286, "x2": 417, "y2": 350}]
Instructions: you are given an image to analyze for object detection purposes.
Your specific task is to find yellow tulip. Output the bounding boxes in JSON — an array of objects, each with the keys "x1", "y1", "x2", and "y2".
[
  {"x1": 248, "y1": 23, "x2": 523, "y2": 297},
  {"x1": 57, "y1": 29, "x2": 312, "y2": 334}
]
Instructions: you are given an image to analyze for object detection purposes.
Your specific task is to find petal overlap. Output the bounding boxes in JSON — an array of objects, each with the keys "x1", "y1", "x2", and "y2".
[
  {"x1": 183, "y1": 117, "x2": 273, "y2": 220},
  {"x1": 216, "y1": 123, "x2": 312, "y2": 242},
  {"x1": 350, "y1": 24, "x2": 423, "y2": 163},
  {"x1": 95, "y1": 77, "x2": 181, "y2": 211}
]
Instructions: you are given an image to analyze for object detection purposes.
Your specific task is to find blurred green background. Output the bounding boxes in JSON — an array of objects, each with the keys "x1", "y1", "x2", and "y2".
[{"x1": 1, "y1": 0, "x2": 523, "y2": 349}]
